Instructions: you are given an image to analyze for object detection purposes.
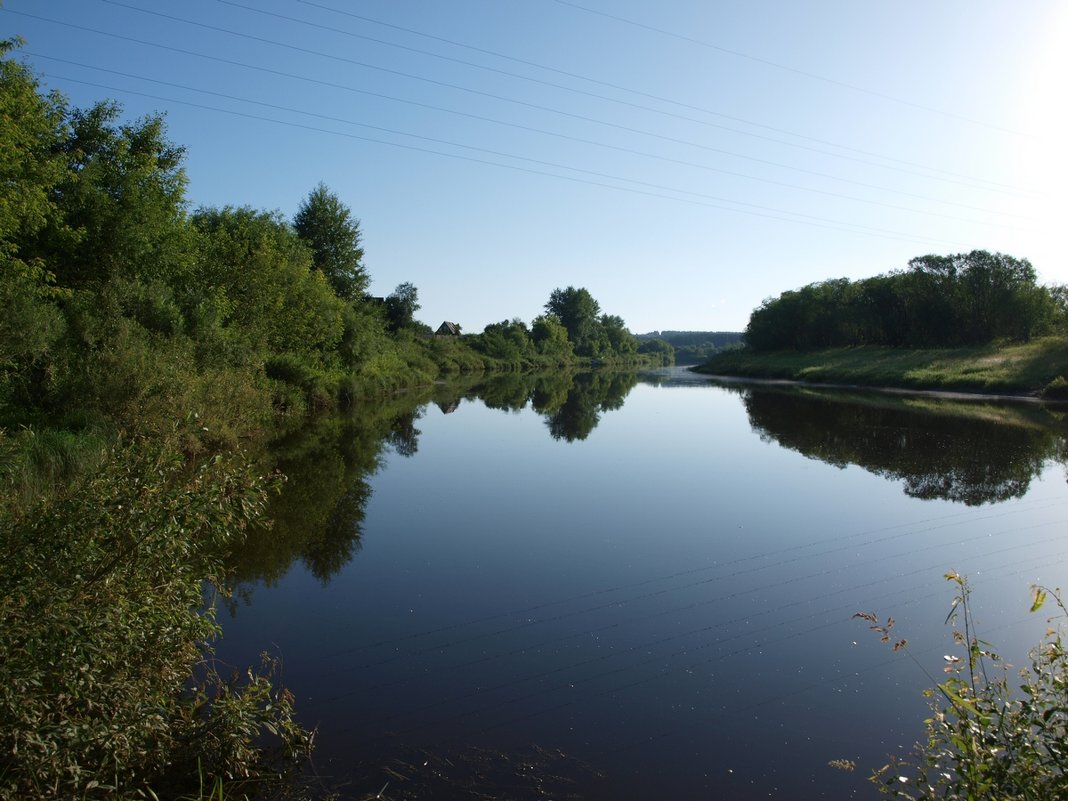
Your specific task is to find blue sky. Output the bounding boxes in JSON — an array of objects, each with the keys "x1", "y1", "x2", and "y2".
[{"x1": 5, "y1": 0, "x2": 1066, "y2": 333}]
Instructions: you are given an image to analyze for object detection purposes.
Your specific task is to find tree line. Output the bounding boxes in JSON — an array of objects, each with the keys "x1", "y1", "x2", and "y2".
[
  {"x1": 468, "y1": 286, "x2": 670, "y2": 366},
  {"x1": 743, "y1": 251, "x2": 1064, "y2": 351},
  {"x1": 637, "y1": 330, "x2": 743, "y2": 364}
]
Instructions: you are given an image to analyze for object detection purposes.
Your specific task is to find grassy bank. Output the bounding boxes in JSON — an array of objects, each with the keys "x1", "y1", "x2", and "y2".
[{"x1": 694, "y1": 337, "x2": 1068, "y2": 398}]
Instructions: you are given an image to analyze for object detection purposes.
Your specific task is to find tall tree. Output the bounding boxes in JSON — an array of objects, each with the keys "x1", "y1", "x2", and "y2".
[
  {"x1": 384, "y1": 282, "x2": 420, "y2": 332},
  {"x1": 531, "y1": 313, "x2": 573, "y2": 359},
  {"x1": 545, "y1": 286, "x2": 602, "y2": 356},
  {"x1": 293, "y1": 183, "x2": 367, "y2": 301},
  {"x1": 0, "y1": 39, "x2": 68, "y2": 392},
  {"x1": 29, "y1": 100, "x2": 193, "y2": 289}
]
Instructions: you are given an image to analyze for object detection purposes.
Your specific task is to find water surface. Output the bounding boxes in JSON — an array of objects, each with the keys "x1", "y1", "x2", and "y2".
[{"x1": 216, "y1": 369, "x2": 1068, "y2": 800}]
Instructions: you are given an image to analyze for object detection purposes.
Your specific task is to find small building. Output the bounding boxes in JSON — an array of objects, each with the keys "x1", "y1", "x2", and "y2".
[{"x1": 436, "y1": 321, "x2": 462, "y2": 336}]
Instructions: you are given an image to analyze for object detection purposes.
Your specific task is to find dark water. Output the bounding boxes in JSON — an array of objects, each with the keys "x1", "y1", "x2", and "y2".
[{"x1": 215, "y1": 369, "x2": 1068, "y2": 800}]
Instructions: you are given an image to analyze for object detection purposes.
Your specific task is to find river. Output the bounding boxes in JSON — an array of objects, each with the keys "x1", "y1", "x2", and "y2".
[{"x1": 214, "y1": 368, "x2": 1068, "y2": 800}]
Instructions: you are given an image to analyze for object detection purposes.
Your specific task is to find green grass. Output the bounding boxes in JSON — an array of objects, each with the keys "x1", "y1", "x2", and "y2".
[{"x1": 695, "y1": 337, "x2": 1068, "y2": 397}]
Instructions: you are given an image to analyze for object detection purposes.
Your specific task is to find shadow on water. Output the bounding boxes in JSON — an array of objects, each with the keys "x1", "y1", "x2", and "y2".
[{"x1": 436, "y1": 370, "x2": 639, "y2": 442}]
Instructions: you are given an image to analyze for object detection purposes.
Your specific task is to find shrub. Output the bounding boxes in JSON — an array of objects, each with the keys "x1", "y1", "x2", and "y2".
[
  {"x1": 858, "y1": 573, "x2": 1067, "y2": 800},
  {"x1": 0, "y1": 437, "x2": 311, "y2": 800}
]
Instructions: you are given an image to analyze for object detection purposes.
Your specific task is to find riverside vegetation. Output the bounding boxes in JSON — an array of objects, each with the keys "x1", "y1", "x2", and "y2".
[
  {"x1": 856, "y1": 574, "x2": 1067, "y2": 800},
  {"x1": 0, "y1": 39, "x2": 666, "y2": 800},
  {"x1": 697, "y1": 251, "x2": 1068, "y2": 397}
]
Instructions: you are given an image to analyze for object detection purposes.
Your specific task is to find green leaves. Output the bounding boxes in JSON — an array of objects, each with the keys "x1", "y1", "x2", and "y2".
[
  {"x1": 1030, "y1": 586, "x2": 1047, "y2": 613},
  {"x1": 0, "y1": 438, "x2": 306, "y2": 800},
  {"x1": 864, "y1": 577, "x2": 1068, "y2": 800},
  {"x1": 292, "y1": 182, "x2": 367, "y2": 301}
]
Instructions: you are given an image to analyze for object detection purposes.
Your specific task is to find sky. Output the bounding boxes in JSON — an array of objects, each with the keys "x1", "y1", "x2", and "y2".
[{"x1": 4, "y1": 0, "x2": 1067, "y2": 334}]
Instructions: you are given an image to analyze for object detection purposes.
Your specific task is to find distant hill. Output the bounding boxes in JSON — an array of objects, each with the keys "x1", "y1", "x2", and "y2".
[{"x1": 636, "y1": 331, "x2": 743, "y2": 365}]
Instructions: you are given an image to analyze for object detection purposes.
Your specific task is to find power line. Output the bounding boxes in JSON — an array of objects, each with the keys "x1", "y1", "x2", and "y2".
[
  {"x1": 343, "y1": 542, "x2": 1067, "y2": 747},
  {"x1": 31, "y1": 56, "x2": 1007, "y2": 243},
  {"x1": 9, "y1": 10, "x2": 1036, "y2": 224},
  {"x1": 551, "y1": 0, "x2": 1033, "y2": 139},
  {"x1": 318, "y1": 500, "x2": 1066, "y2": 685},
  {"x1": 206, "y1": 0, "x2": 1028, "y2": 196},
  {"x1": 318, "y1": 494, "x2": 1060, "y2": 661},
  {"x1": 294, "y1": 0, "x2": 1023, "y2": 192},
  {"x1": 40, "y1": 71, "x2": 980, "y2": 250},
  {"x1": 92, "y1": 2, "x2": 1037, "y2": 204}
]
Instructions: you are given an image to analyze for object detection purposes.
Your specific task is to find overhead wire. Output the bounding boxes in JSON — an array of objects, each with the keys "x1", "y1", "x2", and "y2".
[
  {"x1": 27, "y1": 55, "x2": 985, "y2": 246},
  {"x1": 342, "y1": 544, "x2": 1068, "y2": 748},
  {"x1": 204, "y1": 0, "x2": 1027, "y2": 197},
  {"x1": 41, "y1": 71, "x2": 978, "y2": 250},
  {"x1": 316, "y1": 508, "x2": 1068, "y2": 721},
  {"x1": 341, "y1": 538, "x2": 1066, "y2": 724},
  {"x1": 315, "y1": 494, "x2": 1066, "y2": 669},
  {"x1": 294, "y1": 0, "x2": 1026, "y2": 192},
  {"x1": 331, "y1": 530, "x2": 1051, "y2": 713},
  {"x1": 21, "y1": 40, "x2": 1036, "y2": 229},
  {"x1": 552, "y1": 0, "x2": 1033, "y2": 139},
  {"x1": 6, "y1": 7, "x2": 1042, "y2": 226}
]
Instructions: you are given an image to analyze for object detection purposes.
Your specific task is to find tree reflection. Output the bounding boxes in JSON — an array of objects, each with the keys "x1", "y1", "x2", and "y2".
[
  {"x1": 433, "y1": 370, "x2": 641, "y2": 442},
  {"x1": 224, "y1": 371, "x2": 645, "y2": 599},
  {"x1": 742, "y1": 387, "x2": 1068, "y2": 505},
  {"x1": 539, "y1": 372, "x2": 638, "y2": 442},
  {"x1": 224, "y1": 390, "x2": 433, "y2": 598}
]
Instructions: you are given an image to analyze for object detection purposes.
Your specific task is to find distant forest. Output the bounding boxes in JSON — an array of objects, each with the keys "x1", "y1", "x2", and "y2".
[
  {"x1": 742, "y1": 251, "x2": 1066, "y2": 351},
  {"x1": 637, "y1": 330, "x2": 743, "y2": 363}
]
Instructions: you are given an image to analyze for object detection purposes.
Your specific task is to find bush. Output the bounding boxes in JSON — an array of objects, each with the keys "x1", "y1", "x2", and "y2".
[
  {"x1": 0, "y1": 438, "x2": 311, "y2": 800},
  {"x1": 858, "y1": 573, "x2": 1067, "y2": 800}
]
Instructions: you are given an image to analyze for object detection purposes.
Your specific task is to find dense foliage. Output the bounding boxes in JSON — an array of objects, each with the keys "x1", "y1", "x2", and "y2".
[
  {"x1": 0, "y1": 437, "x2": 312, "y2": 800},
  {"x1": 744, "y1": 252, "x2": 1063, "y2": 351},
  {"x1": 543, "y1": 285, "x2": 642, "y2": 359},
  {"x1": 293, "y1": 182, "x2": 367, "y2": 301},
  {"x1": 468, "y1": 295, "x2": 661, "y2": 368}
]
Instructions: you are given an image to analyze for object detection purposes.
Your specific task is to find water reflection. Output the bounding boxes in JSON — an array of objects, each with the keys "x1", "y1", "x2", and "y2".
[
  {"x1": 738, "y1": 386, "x2": 1068, "y2": 505},
  {"x1": 442, "y1": 370, "x2": 639, "y2": 441},
  {"x1": 226, "y1": 373, "x2": 1068, "y2": 599},
  {"x1": 214, "y1": 371, "x2": 1068, "y2": 798},
  {"x1": 224, "y1": 372, "x2": 643, "y2": 594},
  {"x1": 225, "y1": 392, "x2": 432, "y2": 594}
]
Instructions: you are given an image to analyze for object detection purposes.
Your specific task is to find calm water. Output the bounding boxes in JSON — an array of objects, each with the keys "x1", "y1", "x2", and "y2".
[{"x1": 216, "y1": 369, "x2": 1068, "y2": 800}]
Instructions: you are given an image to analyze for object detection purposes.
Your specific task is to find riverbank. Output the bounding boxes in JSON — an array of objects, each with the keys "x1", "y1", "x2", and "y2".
[{"x1": 693, "y1": 337, "x2": 1068, "y2": 398}]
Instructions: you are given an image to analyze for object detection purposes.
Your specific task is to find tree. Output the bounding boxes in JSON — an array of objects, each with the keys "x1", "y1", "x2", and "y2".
[
  {"x1": 0, "y1": 40, "x2": 69, "y2": 402},
  {"x1": 28, "y1": 100, "x2": 193, "y2": 289},
  {"x1": 545, "y1": 286, "x2": 602, "y2": 356},
  {"x1": 476, "y1": 318, "x2": 533, "y2": 361},
  {"x1": 531, "y1": 313, "x2": 573, "y2": 359},
  {"x1": 384, "y1": 282, "x2": 420, "y2": 332},
  {"x1": 292, "y1": 183, "x2": 367, "y2": 301},
  {"x1": 0, "y1": 37, "x2": 68, "y2": 265},
  {"x1": 191, "y1": 206, "x2": 345, "y2": 357},
  {"x1": 600, "y1": 313, "x2": 637, "y2": 356},
  {"x1": 637, "y1": 337, "x2": 674, "y2": 365}
]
